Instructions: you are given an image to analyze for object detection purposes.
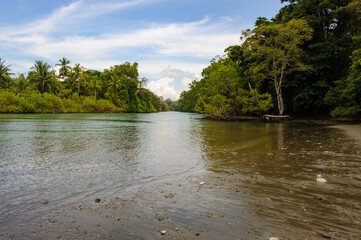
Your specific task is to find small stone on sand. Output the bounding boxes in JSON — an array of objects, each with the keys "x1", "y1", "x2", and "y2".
[{"x1": 317, "y1": 177, "x2": 327, "y2": 183}]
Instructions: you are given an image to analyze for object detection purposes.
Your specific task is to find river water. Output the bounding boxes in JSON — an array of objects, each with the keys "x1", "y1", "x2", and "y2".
[{"x1": 0, "y1": 112, "x2": 360, "y2": 239}]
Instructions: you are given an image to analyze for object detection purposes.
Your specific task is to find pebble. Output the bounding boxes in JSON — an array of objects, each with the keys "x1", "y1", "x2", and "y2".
[
  {"x1": 95, "y1": 198, "x2": 101, "y2": 203},
  {"x1": 317, "y1": 177, "x2": 327, "y2": 183},
  {"x1": 160, "y1": 230, "x2": 167, "y2": 235},
  {"x1": 322, "y1": 233, "x2": 331, "y2": 238},
  {"x1": 199, "y1": 182, "x2": 205, "y2": 185},
  {"x1": 269, "y1": 238, "x2": 279, "y2": 240},
  {"x1": 317, "y1": 196, "x2": 323, "y2": 200},
  {"x1": 42, "y1": 200, "x2": 49, "y2": 204}
]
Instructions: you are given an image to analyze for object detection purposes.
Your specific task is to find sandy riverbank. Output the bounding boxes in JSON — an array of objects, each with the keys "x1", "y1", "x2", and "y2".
[{"x1": 2, "y1": 167, "x2": 360, "y2": 240}]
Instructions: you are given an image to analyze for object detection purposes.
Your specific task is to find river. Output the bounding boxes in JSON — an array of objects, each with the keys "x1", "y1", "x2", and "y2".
[{"x1": 0, "y1": 112, "x2": 360, "y2": 239}]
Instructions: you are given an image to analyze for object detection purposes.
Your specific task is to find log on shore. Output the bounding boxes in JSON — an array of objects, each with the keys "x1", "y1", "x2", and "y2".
[{"x1": 262, "y1": 114, "x2": 294, "y2": 121}]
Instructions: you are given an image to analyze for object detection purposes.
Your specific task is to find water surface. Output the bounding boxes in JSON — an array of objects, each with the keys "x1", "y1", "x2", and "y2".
[{"x1": 0, "y1": 112, "x2": 360, "y2": 239}]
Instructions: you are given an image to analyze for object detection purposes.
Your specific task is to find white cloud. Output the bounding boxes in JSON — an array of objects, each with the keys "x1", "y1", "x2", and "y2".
[
  {"x1": 6, "y1": 60, "x2": 33, "y2": 74},
  {"x1": 138, "y1": 61, "x2": 207, "y2": 77},
  {"x1": 3, "y1": 17, "x2": 240, "y2": 63},
  {"x1": 182, "y1": 74, "x2": 201, "y2": 90},
  {"x1": 144, "y1": 67, "x2": 202, "y2": 100},
  {"x1": 1, "y1": 0, "x2": 245, "y2": 96},
  {"x1": 146, "y1": 77, "x2": 179, "y2": 100}
]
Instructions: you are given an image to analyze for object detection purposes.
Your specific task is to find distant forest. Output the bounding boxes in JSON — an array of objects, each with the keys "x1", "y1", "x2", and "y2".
[
  {"x1": 0, "y1": 59, "x2": 168, "y2": 113},
  {"x1": 170, "y1": 0, "x2": 361, "y2": 118}
]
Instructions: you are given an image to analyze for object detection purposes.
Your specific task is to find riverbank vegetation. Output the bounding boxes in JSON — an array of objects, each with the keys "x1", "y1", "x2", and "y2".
[
  {"x1": 0, "y1": 59, "x2": 167, "y2": 113},
  {"x1": 174, "y1": 0, "x2": 361, "y2": 118}
]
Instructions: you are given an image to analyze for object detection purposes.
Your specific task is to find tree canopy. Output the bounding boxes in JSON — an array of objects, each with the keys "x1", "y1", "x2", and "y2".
[
  {"x1": 175, "y1": 0, "x2": 361, "y2": 118},
  {"x1": 0, "y1": 60, "x2": 167, "y2": 113}
]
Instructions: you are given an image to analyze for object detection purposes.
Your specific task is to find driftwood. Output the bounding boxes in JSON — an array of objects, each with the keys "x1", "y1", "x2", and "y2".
[{"x1": 262, "y1": 114, "x2": 294, "y2": 121}]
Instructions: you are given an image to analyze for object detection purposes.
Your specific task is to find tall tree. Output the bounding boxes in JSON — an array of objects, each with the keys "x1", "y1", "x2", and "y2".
[
  {"x1": 244, "y1": 18, "x2": 313, "y2": 115},
  {"x1": 0, "y1": 58, "x2": 13, "y2": 88},
  {"x1": 89, "y1": 75, "x2": 101, "y2": 101},
  {"x1": 56, "y1": 57, "x2": 71, "y2": 80},
  {"x1": 28, "y1": 60, "x2": 59, "y2": 94},
  {"x1": 71, "y1": 63, "x2": 87, "y2": 96},
  {"x1": 109, "y1": 74, "x2": 122, "y2": 101}
]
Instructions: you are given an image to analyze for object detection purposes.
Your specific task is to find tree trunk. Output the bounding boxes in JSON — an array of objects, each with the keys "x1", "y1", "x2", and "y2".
[
  {"x1": 277, "y1": 94, "x2": 284, "y2": 115},
  {"x1": 275, "y1": 82, "x2": 284, "y2": 115},
  {"x1": 318, "y1": 9, "x2": 328, "y2": 42}
]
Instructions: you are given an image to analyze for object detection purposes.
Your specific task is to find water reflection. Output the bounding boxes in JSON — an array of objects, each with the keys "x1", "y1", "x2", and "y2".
[
  {"x1": 0, "y1": 112, "x2": 205, "y2": 226},
  {"x1": 198, "y1": 121, "x2": 361, "y2": 237}
]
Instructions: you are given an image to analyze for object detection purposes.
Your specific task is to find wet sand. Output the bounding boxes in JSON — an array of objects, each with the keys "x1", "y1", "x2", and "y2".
[{"x1": 2, "y1": 167, "x2": 360, "y2": 240}]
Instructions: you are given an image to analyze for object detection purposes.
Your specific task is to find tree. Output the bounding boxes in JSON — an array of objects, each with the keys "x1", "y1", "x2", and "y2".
[
  {"x1": 275, "y1": 1, "x2": 357, "y2": 114},
  {"x1": 244, "y1": 18, "x2": 313, "y2": 115},
  {"x1": 109, "y1": 74, "x2": 122, "y2": 101},
  {"x1": 71, "y1": 63, "x2": 86, "y2": 96},
  {"x1": 56, "y1": 57, "x2": 71, "y2": 80},
  {"x1": 28, "y1": 60, "x2": 59, "y2": 94},
  {"x1": 139, "y1": 77, "x2": 148, "y2": 89},
  {"x1": 0, "y1": 58, "x2": 13, "y2": 88},
  {"x1": 89, "y1": 75, "x2": 101, "y2": 101},
  {"x1": 325, "y1": 37, "x2": 361, "y2": 117},
  {"x1": 13, "y1": 74, "x2": 28, "y2": 92}
]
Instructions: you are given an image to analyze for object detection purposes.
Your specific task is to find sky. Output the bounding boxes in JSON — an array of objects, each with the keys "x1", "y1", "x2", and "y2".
[{"x1": 0, "y1": 0, "x2": 286, "y2": 100}]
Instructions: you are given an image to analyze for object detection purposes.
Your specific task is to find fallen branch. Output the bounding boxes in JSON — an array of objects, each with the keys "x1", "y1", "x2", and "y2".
[{"x1": 262, "y1": 114, "x2": 294, "y2": 121}]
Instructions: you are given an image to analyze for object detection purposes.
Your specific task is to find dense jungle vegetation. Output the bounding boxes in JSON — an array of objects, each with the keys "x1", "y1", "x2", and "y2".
[
  {"x1": 172, "y1": 0, "x2": 361, "y2": 118},
  {"x1": 0, "y1": 59, "x2": 167, "y2": 113}
]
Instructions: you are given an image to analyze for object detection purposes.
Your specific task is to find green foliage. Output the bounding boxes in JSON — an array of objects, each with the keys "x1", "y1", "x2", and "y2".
[
  {"x1": 178, "y1": 0, "x2": 360, "y2": 118},
  {"x1": 0, "y1": 59, "x2": 166, "y2": 114},
  {"x1": 0, "y1": 58, "x2": 13, "y2": 88},
  {"x1": 56, "y1": 57, "x2": 71, "y2": 80},
  {"x1": 28, "y1": 61, "x2": 60, "y2": 94},
  {"x1": 244, "y1": 18, "x2": 313, "y2": 115},
  {"x1": 138, "y1": 88, "x2": 167, "y2": 112},
  {"x1": 326, "y1": 42, "x2": 361, "y2": 117},
  {"x1": 177, "y1": 57, "x2": 273, "y2": 116},
  {"x1": 0, "y1": 90, "x2": 124, "y2": 113},
  {"x1": 237, "y1": 89, "x2": 273, "y2": 115}
]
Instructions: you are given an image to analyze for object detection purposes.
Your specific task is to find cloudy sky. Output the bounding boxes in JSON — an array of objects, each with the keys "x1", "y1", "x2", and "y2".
[{"x1": 0, "y1": 0, "x2": 285, "y2": 100}]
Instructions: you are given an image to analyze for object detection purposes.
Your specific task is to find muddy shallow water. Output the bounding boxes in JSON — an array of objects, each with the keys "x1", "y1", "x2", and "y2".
[{"x1": 0, "y1": 112, "x2": 360, "y2": 239}]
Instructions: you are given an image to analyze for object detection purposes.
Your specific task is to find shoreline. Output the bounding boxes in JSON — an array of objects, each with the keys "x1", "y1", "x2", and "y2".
[{"x1": 202, "y1": 113, "x2": 361, "y2": 125}]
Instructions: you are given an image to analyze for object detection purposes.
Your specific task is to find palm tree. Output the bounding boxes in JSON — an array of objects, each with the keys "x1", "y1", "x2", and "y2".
[
  {"x1": 109, "y1": 74, "x2": 122, "y2": 101},
  {"x1": 28, "y1": 60, "x2": 58, "y2": 93},
  {"x1": 56, "y1": 57, "x2": 71, "y2": 81},
  {"x1": 71, "y1": 63, "x2": 87, "y2": 96},
  {"x1": 89, "y1": 75, "x2": 101, "y2": 101},
  {"x1": 0, "y1": 58, "x2": 13, "y2": 88}
]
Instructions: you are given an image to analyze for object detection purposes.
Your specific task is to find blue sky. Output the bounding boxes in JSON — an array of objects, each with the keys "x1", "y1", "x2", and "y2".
[{"x1": 0, "y1": 0, "x2": 285, "y2": 100}]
